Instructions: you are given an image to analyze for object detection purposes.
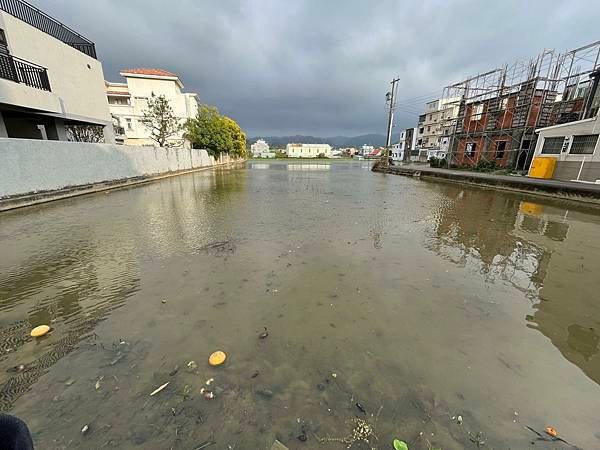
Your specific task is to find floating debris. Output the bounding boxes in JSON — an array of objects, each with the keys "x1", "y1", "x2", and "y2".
[
  {"x1": 95, "y1": 376, "x2": 104, "y2": 390},
  {"x1": 297, "y1": 433, "x2": 307, "y2": 442},
  {"x1": 30, "y1": 325, "x2": 50, "y2": 338},
  {"x1": 169, "y1": 365, "x2": 179, "y2": 376},
  {"x1": 250, "y1": 371, "x2": 260, "y2": 379},
  {"x1": 271, "y1": 440, "x2": 289, "y2": 450},
  {"x1": 194, "y1": 437, "x2": 216, "y2": 449},
  {"x1": 468, "y1": 431, "x2": 486, "y2": 447},
  {"x1": 203, "y1": 391, "x2": 214, "y2": 400},
  {"x1": 81, "y1": 424, "x2": 89, "y2": 435},
  {"x1": 255, "y1": 386, "x2": 274, "y2": 399},
  {"x1": 258, "y1": 327, "x2": 269, "y2": 339},
  {"x1": 393, "y1": 439, "x2": 409, "y2": 450},
  {"x1": 355, "y1": 402, "x2": 366, "y2": 415},
  {"x1": 456, "y1": 415, "x2": 463, "y2": 425},
  {"x1": 6, "y1": 364, "x2": 27, "y2": 374},
  {"x1": 161, "y1": 299, "x2": 167, "y2": 304},
  {"x1": 317, "y1": 418, "x2": 378, "y2": 448},
  {"x1": 205, "y1": 378, "x2": 214, "y2": 386},
  {"x1": 109, "y1": 354, "x2": 124, "y2": 366},
  {"x1": 209, "y1": 351, "x2": 227, "y2": 366},
  {"x1": 187, "y1": 360, "x2": 198, "y2": 372},
  {"x1": 331, "y1": 373, "x2": 337, "y2": 378},
  {"x1": 149, "y1": 381, "x2": 169, "y2": 396}
]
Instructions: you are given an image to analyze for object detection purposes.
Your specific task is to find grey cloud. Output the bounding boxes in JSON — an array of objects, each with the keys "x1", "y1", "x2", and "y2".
[{"x1": 36, "y1": 0, "x2": 600, "y2": 136}]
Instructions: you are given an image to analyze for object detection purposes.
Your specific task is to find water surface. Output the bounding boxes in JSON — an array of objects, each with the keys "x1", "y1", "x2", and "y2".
[{"x1": 1, "y1": 161, "x2": 600, "y2": 449}]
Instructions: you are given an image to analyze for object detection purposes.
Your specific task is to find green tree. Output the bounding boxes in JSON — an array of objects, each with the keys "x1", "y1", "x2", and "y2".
[
  {"x1": 222, "y1": 116, "x2": 247, "y2": 157},
  {"x1": 140, "y1": 93, "x2": 181, "y2": 147},
  {"x1": 184, "y1": 104, "x2": 247, "y2": 157}
]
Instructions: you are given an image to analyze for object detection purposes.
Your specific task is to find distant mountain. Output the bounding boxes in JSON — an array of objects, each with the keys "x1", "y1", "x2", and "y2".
[{"x1": 248, "y1": 133, "x2": 400, "y2": 149}]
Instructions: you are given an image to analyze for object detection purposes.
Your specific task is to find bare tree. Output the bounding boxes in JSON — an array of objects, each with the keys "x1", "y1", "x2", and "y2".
[
  {"x1": 140, "y1": 93, "x2": 182, "y2": 147},
  {"x1": 66, "y1": 125, "x2": 105, "y2": 143}
]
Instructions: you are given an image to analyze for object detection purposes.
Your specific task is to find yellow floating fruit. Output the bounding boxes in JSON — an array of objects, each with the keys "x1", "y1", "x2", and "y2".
[
  {"x1": 30, "y1": 325, "x2": 50, "y2": 337},
  {"x1": 208, "y1": 350, "x2": 227, "y2": 366}
]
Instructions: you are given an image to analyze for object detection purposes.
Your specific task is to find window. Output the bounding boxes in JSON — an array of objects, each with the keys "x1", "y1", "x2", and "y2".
[
  {"x1": 427, "y1": 126, "x2": 431, "y2": 132},
  {"x1": 465, "y1": 142, "x2": 476, "y2": 157},
  {"x1": 419, "y1": 127, "x2": 424, "y2": 134},
  {"x1": 540, "y1": 136, "x2": 564, "y2": 154},
  {"x1": 471, "y1": 104, "x2": 484, "y2": 121},
  {"x1": 0, "y1": 28, "x2": 7, "y2": 47},
  {"x1": 109, "y1": 97, "x2": 129, "y2": 105},
  {"x1": 126, "y1": 118, "x2": 133, "y2": 130},
  {"x1": 569, "y1": 134, "x2": 598, "y2": 154},
  {"x1": 500, "y1": 98, "x2": 508, "y2": 110},
  {"x1": 495, "y1": 141, "x2": 506, "y2": 159}
]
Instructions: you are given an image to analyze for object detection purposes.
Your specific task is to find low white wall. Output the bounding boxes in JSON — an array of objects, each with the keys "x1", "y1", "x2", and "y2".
[{"x1": 0, "y1": 138, "x2": 214, "y2": 198}]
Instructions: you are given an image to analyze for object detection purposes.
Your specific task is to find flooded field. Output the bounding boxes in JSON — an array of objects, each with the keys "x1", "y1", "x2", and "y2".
[{"x1": 1, "y1": 160, "x2": 600, "y2": 449}]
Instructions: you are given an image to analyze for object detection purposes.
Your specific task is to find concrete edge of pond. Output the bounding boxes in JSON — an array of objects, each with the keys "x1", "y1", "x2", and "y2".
[
  {"x1": 0, "y1": 160, "x2": 245, "y2": 213},
  {"x1": 373, "y1": 164, "x2": 600, "y2": 206}
]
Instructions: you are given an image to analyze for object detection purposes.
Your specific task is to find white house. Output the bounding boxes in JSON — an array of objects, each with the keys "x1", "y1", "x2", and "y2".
[
  {"x1": 286, "y1": 143, "x2": 332, "y2": 158},
  {"x1": 391, "y1": 128, "x2": 418, "y2": 162},
  {"x1": 251, "y1": 139, "x2": 269, "y2": 156},
  {"x1": 106, "y1": 68, "x2": 199, "y2": 147},
  {"x1": 0, "y1": 1, "x2": 114, "y2": 142}
]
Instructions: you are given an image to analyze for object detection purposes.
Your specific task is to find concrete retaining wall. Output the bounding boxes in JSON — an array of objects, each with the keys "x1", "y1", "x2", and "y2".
[
  {"x1": 0, "y1": 138, "x2": 214, "y2": 198},
  {"x1": 554, "y1": 161, "x2": 600, "y2": 182}
]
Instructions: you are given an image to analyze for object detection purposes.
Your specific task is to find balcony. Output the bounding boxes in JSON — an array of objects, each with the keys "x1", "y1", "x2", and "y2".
[
  {"x1": 0, "y1": 52, "x2": 50, "y2": 91},
  {"x1": 0, "y1": 0, "x2": 96, "y2": 58}
]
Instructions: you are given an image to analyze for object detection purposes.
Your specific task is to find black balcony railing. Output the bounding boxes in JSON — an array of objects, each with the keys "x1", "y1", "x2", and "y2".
[
  {"x1": 0, "y1": 0, "x2": 97, "y2": 59},
  {"x1": 0, "y1": 52, "x2": 50, "y2": 91}
]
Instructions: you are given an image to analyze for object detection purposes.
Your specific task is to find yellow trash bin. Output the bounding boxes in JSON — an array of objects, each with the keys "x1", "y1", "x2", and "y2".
[{"x1": 529, "y1": 157, "x2": 556, "y2": 179}]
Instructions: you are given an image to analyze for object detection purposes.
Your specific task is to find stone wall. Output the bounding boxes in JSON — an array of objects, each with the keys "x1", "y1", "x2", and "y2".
[{"x1": 0, "y1": 138, "x2": 214, "y2": 198}]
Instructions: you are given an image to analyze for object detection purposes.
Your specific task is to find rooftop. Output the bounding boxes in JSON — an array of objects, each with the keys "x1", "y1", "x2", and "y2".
[{"x1": 120, "y1": 68, "x2": 178, "y2": 78}]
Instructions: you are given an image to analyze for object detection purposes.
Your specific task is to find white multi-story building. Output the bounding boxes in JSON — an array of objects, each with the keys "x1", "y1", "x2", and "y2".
[
  {"x1": 391, "y1": 128, "x2": 418, "y2": 162},
  {"x1": 0, "y1": 0, "x2": 114, "y2": 142},
  {"x1": 286, "y1": 143, "x2": 332, "y2": 158},
  {"x1": 251, "y1": 139, "x2": 269, "y2": 156},
  {"x1": 416, "y1": 97, "x2": 460, "y2": 150},
  {"x1": 106, "y1": 68, "x2": 199, "y2": 147}
]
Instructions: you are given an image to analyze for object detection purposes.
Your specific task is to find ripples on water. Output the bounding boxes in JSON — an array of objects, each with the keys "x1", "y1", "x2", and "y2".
[{"x1": 0, "y1": 162, "x2": 600, "y2": 448}]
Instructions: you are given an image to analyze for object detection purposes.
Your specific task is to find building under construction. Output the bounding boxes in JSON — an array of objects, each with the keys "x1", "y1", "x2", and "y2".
[{"x1": 442, "y1": 40, "x2": 600, "y2": 170}]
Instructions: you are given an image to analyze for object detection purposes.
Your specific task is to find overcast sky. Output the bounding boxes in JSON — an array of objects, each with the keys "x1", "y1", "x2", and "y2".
[{"x1": 36, "y1": 1, "x2": 600, "y2": 137}]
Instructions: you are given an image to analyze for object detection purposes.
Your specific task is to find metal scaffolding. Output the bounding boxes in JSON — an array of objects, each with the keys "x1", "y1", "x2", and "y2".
[{"x1": 440, "y1": 40, "x2": 600, "y2": 170}]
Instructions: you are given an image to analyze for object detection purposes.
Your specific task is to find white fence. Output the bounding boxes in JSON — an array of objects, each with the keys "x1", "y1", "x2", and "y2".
[{"x1": 0, "y1": 138, "x2": 214, "y2": 198}]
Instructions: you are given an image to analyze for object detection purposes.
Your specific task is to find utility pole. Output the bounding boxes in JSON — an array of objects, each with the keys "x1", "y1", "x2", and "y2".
[{"x1": 384, "y1": 77, "x2": 400, "y2": 165}]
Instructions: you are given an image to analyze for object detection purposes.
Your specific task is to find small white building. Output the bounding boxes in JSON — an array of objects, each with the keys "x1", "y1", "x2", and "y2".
[
  {"x1": 251, "y1": 139, "x2": 269, "y2": 156},
  {"x1": 0, "y1": 1, "x2": 114, "y2": 142},
  {"x1": 391, "y1": 128, "x2": 418, "y2": 162},
  {"x1": 286, "y1": 143, "x2": 332, "y2": 158},
  {"x1": 106, "y1": 68, "x2": 199, "y2": 147}
]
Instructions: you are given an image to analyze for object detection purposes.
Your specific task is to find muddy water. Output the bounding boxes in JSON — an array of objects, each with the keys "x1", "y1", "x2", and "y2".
[{"x1": 1, "y1": 161, "x2": 600, "y2": 449}]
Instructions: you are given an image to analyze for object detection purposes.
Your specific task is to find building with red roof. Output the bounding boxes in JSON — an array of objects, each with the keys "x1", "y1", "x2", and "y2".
[{"x1": 106, "y1": 68, "x2": 198, "y2": 147}]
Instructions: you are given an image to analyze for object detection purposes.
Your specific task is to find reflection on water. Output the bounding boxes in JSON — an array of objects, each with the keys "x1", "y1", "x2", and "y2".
[
  {"x1": 1, "y1": 163, "x2": 600, "y2": 448},
  {"x1": 427, "y1": 186, "x2": 600, "y2": 387}
]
